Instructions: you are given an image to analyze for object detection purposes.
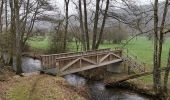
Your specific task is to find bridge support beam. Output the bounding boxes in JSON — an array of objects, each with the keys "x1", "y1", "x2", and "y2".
[{"x1": 107, "y1": 62, "x2": 122, "y2": 73}]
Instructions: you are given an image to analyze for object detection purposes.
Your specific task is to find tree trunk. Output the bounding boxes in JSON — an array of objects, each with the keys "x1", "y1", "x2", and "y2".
[
  {"x1": 92, "y1": 0, "x2": 100, "y2": 50},
  {"x1": 64, "y1": 0, "x2": 69, "y2": 51},
  {"x1": 161, "y1": 1, "x2": 170, "y2": 95},
  {"x1": 153, "y1": 0, "x2": 169, "y2": 95},
  {"x1": 5, "y1": 0, "x2": 7, "y2": 32},
  {"x1": 153, "y1": 0, "x2": 160, "y2": 94},
  {"x1": 163, "y1": 49, "x2": 170, "y2": 94},
  {"x1": 14, "y1": 0, "x2": 22, "y2": 74},
  {"x1": 106, "y1": 67, "x2": 170, "y2": 86},
  {"x1": 9, "y1": 0, "x2": 16, "y2": 67},
  {"x1": 83, "y1": 0, "x2": 90, "y2": 50},
  {"x1": 78, "y1": 0, "x2": 86, "y2": 51},
  {"x1": 0, "y1": 0, "x2": 4, "y2": 33},
  {"x1": 95, "y1": 0, "x2": 109, "y2": 49}
]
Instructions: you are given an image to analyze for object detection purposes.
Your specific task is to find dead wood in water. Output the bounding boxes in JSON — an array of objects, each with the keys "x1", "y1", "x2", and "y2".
[{"x1": 105, "y1": 67, "x2": 170, "y2": 85}]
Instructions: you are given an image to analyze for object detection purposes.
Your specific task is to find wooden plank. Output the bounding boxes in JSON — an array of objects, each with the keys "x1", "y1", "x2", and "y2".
[
  {"x1": 60, "y1": 59, "x2": 123, "y2": 76},
  {"x1": 45, "y1": 56, "x2": 47, "y2": 68},
  {"x1": 99, "y1": 53, "x2": 110, "y2": 63},
  {"x1": 81, "y1": 57, "x2": 97, "y2": 65},
  {"x1": 41, "y1": 49, "x2": 122, "y2": 70},
  {"x1": 97, "y1": 54, "x2": 99, "y2": 63},
  {"x1": 56, "y1": 52, "x2": 109, "y2": 60},
  {"x1": 110, "y1": 52, "x2": 121, "y2": 59},
  {"x1": 80, "y1": 58, "x2": 82, "y2": 68},
  {"x1": 41, "y1": 57, "x2": 44, "y2": 69},
  {"x1": 52, "y1": 56, "x2": 54, "y2": 67},
  {"x1": 42, "y1": 48, "x2": 110, "y2": 58},
  {"x1": 60, "y1": 58, "x2": 80, "y2": 72}
]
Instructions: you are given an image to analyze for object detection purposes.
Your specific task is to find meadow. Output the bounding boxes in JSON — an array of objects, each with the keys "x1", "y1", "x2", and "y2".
[
  {"x1": 27, "y1": 36, "x2": 170, "y2": 84},
  {"x1": 28, "y1": 36, "x2": 170, "y2": 67}
]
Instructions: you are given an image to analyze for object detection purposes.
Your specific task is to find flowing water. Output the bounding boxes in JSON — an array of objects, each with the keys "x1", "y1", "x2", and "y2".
[
  {"x1": 18, "y1": 57, "x2": 152, "y2": 100},
  {"x1": 13, "y1": 57, "x2": 41, "y2": 73},
  {"x1": 64, "y1": 74, "x2": 152, "y2": 100}
]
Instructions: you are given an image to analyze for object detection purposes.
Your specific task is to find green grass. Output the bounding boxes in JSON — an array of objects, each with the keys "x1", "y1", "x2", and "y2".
[
  {"x1": 26, "y1": 36, "x2": 170, "y2": 87},
  {"x1": 121, "y1": 37, "x2": 170, "y2": 67},
  {"x1": 27, "y1": 36, "x2": 170, "y2": 67},
  {"x1": 27, "y1": 37, "x2": 49, "y2": 52}
]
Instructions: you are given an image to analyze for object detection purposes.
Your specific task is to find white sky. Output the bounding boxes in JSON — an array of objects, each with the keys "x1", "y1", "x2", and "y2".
[{"x1": 52, "y1": 0, "x2": 165, "y2": 15}]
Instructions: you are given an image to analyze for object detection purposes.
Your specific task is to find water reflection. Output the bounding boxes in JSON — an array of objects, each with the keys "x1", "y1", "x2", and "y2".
[
  {"x1": 64, "y1": 74, "x2": 86, "y2": 87},
  {"x1": 22, "y1": 57, "x2": 41, "y2": 72},
  {"x1": 13, "y1": 57, "x2": 41, "y2": 73}
]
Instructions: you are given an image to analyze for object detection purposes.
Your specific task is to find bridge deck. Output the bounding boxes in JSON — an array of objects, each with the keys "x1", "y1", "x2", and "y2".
[{"x1": 40, "y1": 49, "x2": 123, "y2": 75}]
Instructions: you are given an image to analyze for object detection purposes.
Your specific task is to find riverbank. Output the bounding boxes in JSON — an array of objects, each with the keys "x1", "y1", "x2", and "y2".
[
  {"x1": 104, "y1": 74, "x2": 170, "y2": 100},
  {"x1": 0, "y1": 70, "x2": 167, "y2": 100},
  {"x1": 70, "y1": 68, "x2": 170, "y2": 99},
  {"x1": 0, "y1": 62, "x2": 169, "y2": 100},
  {"x1": 0, "y1": 74, "x2": 89, "y2": 100},
  {"x1": 105, "y1": 79, "x2": 155, "y2": 97}
]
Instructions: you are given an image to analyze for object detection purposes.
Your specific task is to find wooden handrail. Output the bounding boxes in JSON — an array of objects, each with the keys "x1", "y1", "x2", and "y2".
[
  {"x1": 56, "y1": 51, "x2": 111, "y2": 60},
  {"x1": 41, "y1": 48, "x2": 111, "y2": 57}
]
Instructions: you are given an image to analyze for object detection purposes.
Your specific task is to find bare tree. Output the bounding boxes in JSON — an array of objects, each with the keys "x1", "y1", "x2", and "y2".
[
  {"x1": 78, "y1": 0, "x2": 86, "y2": 50},
  {"x1": 95, "y1": 0, "x2": 109, "y2": 49},
  {"x1": 83, "y1": 0, "x2": 90, "y2": 50},
  {"x1": 163, "y1": 49, "x2": 170, "y2": 97},
  {"x1": 9, "y1": 0, "x2": 51, "y2": 74},
  {"x1": 0, "y1": 0, "x2": 4, "y2": 33},
  {"x1": 153, "y1": 0, "x2": 169, "y2": 95},
  {"x1": 5, "y1": 0, "x2": 8, "y2": 32},
  {"x1": 64, "y1": 0, "x2": 70, "y2": 51},
  {"x1": 92, "y1": 0, "x2": 100, "y2": 50},
  {"x1": 14, "y1": 0, "x2": 22, "y2": 74}
]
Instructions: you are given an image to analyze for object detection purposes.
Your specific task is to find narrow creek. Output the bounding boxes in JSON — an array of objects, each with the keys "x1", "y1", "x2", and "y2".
[
  {"x1": 16, "y1": 57, "x2": 153, "y2": 100},
  {"x1": 64, "y1": 74, "x2": 152, "y2": 100}
]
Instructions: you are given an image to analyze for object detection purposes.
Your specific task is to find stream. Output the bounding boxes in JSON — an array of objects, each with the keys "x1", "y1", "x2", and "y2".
[
  {"x1": 64, "y1": 74, "x2": 152, "y2": 100},
  {"x1": 16, "y1": 57, "x2": 153, "y2": 100}
]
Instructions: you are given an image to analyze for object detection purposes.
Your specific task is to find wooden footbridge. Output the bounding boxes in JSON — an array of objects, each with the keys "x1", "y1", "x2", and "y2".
[{"x1": 40, "y1": 49, "x2": 123, "y2": 76}]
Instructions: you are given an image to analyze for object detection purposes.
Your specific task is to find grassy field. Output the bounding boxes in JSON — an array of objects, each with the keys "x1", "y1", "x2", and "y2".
[
  {"x1": 27, "y1": 36, "x2": 49, "y2": 51},
  {"x1": 27, "y1": 36, "x2": 170, "y2": 86},
  {"x1": 27, "y1": 36, "x2": 170, "y2": 67}
]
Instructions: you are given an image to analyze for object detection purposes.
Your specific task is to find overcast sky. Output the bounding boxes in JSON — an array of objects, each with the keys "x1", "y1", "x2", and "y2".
[{"x1": 52, "y1": 0, "x2": 165, "y2": 15}]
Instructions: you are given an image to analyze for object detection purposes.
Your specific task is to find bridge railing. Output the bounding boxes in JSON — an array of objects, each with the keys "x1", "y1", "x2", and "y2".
[
  {"x1": 40, "y1": 48, "x2": 122, "y2": 69},
  {"x1": 40, "y1": 48, "x2": 109, "y2": 69},
  {"x1": 41, "y1": 48, "x2": 110, "y2": 57},
  {"x1": 123, "y1": 49, "x2": 147, "y2": 73},
  {"x1": 113, "y1": 47, "x2": 147, "y2": 73}
]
